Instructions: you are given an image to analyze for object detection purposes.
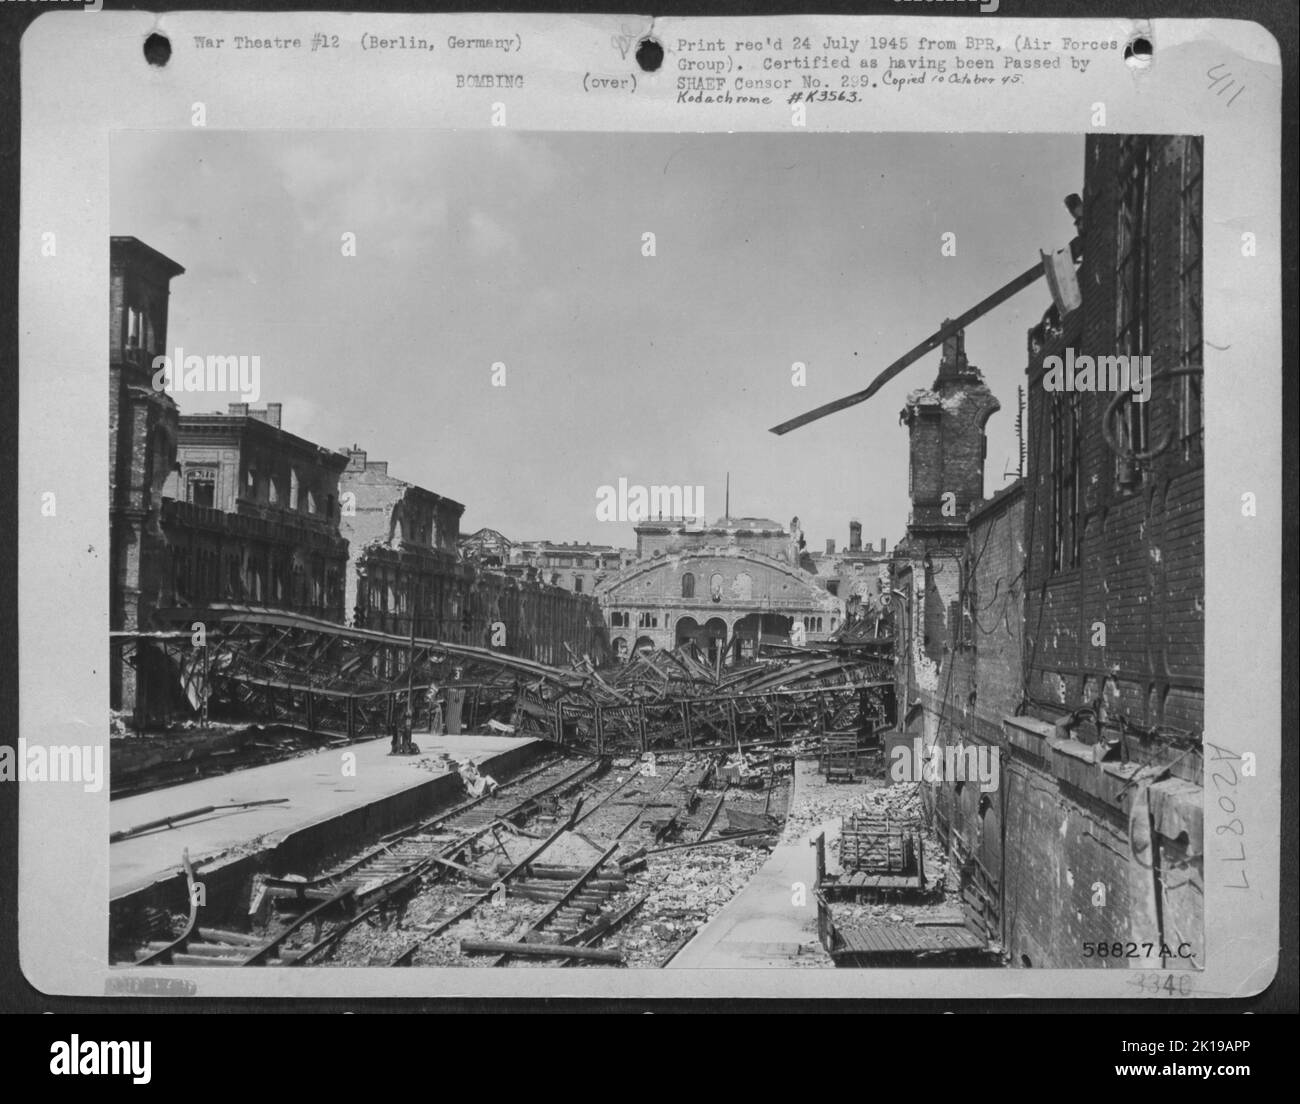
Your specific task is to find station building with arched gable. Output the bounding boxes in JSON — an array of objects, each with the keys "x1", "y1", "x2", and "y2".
[{"x1": 595, "y1": 516, "x2": 843, "y2": 666}]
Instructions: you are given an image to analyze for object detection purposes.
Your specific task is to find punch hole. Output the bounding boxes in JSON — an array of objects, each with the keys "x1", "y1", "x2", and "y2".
[
  {"x1": 1123, "y1": 36, "x2": 1153, "y2": 70},
  {"x1": 144, "y1": 33, "x2": 172, "y2": 67},
  {"x1": 635, "y1": 38, "x2": 663, "y2": 72}
]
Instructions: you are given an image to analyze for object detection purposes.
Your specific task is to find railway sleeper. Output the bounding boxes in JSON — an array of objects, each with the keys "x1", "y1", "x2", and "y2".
[
  {"x1": 197, "y1": 927, "x2": 262, "y2": 946},
  {"x1": 509, "y1": 877, "x2": 600, "y2": 891},
  {"x1": 493, "y1": 863, "x2": 627, "y2": 888},
  {"x1": 158, "y1": 941, "x2": 248, "y2": 959},
  {"x1": 169, "y1": 952, "x2": 280, "y2": 967},
  {"x1": 508, "y1": 890, "x2": 605, "y2": 912}
]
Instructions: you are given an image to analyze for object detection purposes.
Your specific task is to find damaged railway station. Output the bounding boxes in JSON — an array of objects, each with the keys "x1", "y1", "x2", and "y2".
[{"x1": 107, "y1": 133, "x2": 1203, "y2": 972}]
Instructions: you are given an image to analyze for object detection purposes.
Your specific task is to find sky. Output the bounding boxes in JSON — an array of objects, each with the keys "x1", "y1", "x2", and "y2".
[{"x1": 111, "y1": 129, "x2": 1082, "y2": 551}]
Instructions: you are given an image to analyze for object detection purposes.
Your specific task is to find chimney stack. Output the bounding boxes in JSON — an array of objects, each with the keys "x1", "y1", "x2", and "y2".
[
  {"x1": 938, "y1": 322, "x2": 968, "y2": 378},
  {"x1": 900, "y1": 328, "x2": 999, "y2": 539},
  {"x1": 826, "y1": 538, "x2": 836, "y2": 556},
  {"x1": 228, "y1": 402, "x2": 249, "y2": 418},
  {"x1": 849, "y1": 520, "x2": 862, "y2": 552},
  {"x1": 880, "y1": 537, "x2": 887, "y2": 553},
  {"x1": 265, "y1": 402, "x2": 282, "y2": 429}
]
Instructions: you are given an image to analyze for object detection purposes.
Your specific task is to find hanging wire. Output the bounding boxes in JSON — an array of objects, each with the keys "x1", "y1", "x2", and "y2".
[{"x1": 1101, "y1": 365, "x2": 1203, "y2": 465}]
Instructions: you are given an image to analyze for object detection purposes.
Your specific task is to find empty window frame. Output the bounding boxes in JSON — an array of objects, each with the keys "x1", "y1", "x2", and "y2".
[
  {"x1": 1114, "y1": 135, "x2": 1152, "y2": 486},
  {"x1": 1050, "y1": 389, "x2": 1082, "y2": 572}
]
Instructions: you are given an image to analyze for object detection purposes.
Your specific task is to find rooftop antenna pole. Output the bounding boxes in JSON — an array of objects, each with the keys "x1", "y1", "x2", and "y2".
[{"x1": 1017, "y1": 385, "x2": 1026, "y2": 477}]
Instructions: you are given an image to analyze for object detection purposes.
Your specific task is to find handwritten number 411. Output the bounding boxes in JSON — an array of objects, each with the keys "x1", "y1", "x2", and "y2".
[{"x1": 1207, "y1": 63, "x2": 1244, "y2": 108}]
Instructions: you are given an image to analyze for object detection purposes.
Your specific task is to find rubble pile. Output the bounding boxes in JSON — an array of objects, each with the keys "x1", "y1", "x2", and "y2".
[
  {"x1": 783, "y1": 785, "x2": 879, "y2": 844},
  {"x1": 718, "y1": 750, "x2": 772, "y2": 787},
  {"x1": 867, "y1": 782, "x2": 923, "y2": 820},
  {"x1": 618, "y1": 846, "x2": 770, "y2": 967},
  {"x1": 833, "y1": 899, "x2": 966, "y2": 929},
  {"x1": 782, "y1": 771, "x2": 925, "y2": 843}
]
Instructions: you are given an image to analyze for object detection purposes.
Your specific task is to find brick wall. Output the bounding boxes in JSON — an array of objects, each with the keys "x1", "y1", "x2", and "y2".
[
  {"x1": 1024, "y1": 135, "x2": 1203, "y2": 746},
  {"x1": 897, "y1": 488, "x2": 1023, "y2": 940},
  {"x1": 1001, "y1": 751, "x2": 1140, "y2": 968},
  {"x1": 971, "y1": 487, "x2": 1025, "y2": 723}
]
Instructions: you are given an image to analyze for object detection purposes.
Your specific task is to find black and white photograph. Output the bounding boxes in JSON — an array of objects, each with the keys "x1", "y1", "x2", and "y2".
[
  {"x1": 7, "y1": 7, "x2": 1289, "y2": 1034},
  {"x1": 103, "y1": 126, "x2": 1207, "y2": 973}
]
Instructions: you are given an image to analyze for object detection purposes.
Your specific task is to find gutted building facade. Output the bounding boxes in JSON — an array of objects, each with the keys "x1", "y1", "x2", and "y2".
[
  {"x1": 338, "y1": 469, "x2": 610, "y2": 664},
  {"x1": 507, "y1": 540, "x2": 632, "y2": 594},
  {"x1": 458, "y1": 527, "x2": 512, "y2": 567},
  {"x1": 337, "y1": 447, "x2": 465, "y2": 637},
  {"x1": 161, "y1": 404, "x2": 350, "y2": 622}
]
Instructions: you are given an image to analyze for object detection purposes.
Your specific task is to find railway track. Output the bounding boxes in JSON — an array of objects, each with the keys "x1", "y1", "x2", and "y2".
[
  {"x1": 132, "y1": 753, "x2": 604, "y2": 967},
  {"x1": 131, "y1": 750, "x2": 744, "y2": 969},
  {"x1": 393, "y1": 758, "x2": 705, "y2": 966}
]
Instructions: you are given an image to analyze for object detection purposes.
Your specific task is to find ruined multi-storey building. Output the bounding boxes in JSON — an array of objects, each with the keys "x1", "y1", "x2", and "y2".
[
  {"x1": 506, "y1": 540, "x2": 632, "y2": 594},
  {"x1": 337, "y1": 447, "x2": 464, "y2": 636},
  {"x1": 458, "y1": 527, "x2": 511, "y2": 567},
  {"x1": 807, "y1": 523, "x2": 893, "y2": 634},
  {"x1": 337, "y1": 457, "x2": 609, "y2": 664},
  {"x1": 161, "y1": 404, "x2": 350, "y2": 621},
  {"x1": 109, "y1": 237, "x2": 185, "y2": 721},
  {"x1": 892, "y1": 134, "x2": 1204, "y2": 969}
]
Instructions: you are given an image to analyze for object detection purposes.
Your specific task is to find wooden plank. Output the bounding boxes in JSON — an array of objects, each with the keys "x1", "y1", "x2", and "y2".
[
  {"x1": 841, "y1": 929, "x2": 869, "y2": 953},
  {"x1": 459, "y1": 939, "x2": 622, "y2": 962},
  {"x1": 892, "y1": 927, "x2": 918, "y2": 951},
  {"x1": 833, "y1": 920, "x2": 987, "y2": 956},
  {"x1": 872, "y1": 927, "x2": 899, "y2": 952}
]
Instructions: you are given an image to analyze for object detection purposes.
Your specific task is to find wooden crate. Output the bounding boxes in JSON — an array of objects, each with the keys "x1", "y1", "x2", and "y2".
[
  {"x1": 839, "y1": 812, "x2": 919, "y2": 876},
  {"x1": 822, "y1": 732, "x2": 859, "y2": 782}
]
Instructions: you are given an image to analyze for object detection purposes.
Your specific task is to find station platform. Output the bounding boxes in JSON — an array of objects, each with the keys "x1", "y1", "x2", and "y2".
[
  {"x1": 669, "y1": 759, "x2": 829, "y2": 969},
  {"x1": 109, "y1": 734, "x2": 539, "y2": 913}
]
